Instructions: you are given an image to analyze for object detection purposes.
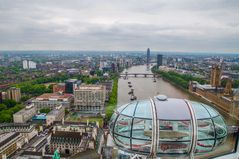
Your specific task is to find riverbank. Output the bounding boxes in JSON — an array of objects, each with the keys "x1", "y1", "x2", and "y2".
[{"x1": 105, "y1": 78, "x2": 118, "y2": 121}]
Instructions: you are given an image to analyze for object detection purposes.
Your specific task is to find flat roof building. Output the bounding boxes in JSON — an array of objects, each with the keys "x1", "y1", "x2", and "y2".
[
  {"x1": 13, "y1": 104, "x2": 37, "y2": 123},
  {"x1": 32, "y1": 92, "x2": 73, "y2": 110},
  {"x1": 46, "y1": 105, "x2": 65, "y2": 126},
  {"x1": 74, "y1": 84, "x2": 106, "y2": 114}
]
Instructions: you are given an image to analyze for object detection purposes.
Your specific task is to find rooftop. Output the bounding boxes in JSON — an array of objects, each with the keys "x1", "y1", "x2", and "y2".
[
  {"x1": 66, "y1": 79, "x2": 78, "y2": 82},
  {"x1": 14, "y1": 105, "x2": 36, "y2": 115},
  {"x1": 36, "y1": 93, "x2": 73, "y2": 100},
  {"x1": 52, "y1": 131, "x2": 82, "y2": 139},
  {"x1": 8, "y1": 87, "x2": 20, "y2": 90},
  {"x1": 0, "y1": 123, "x2": 33, "y2": 128},
  {"x1": 76, "y1": 84, "x2": 105, "y2": 90},
  {"x1": 0, "y1": 132, "x2": 20, "y2": 147},
  {"x1": 47, "y1": 106, "x2": 64, "y2": 116}
]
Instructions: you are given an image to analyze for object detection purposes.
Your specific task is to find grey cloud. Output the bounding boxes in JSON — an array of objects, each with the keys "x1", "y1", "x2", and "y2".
[{"x1": 0, "y1": 0, "x2": 238, "y2": 53}]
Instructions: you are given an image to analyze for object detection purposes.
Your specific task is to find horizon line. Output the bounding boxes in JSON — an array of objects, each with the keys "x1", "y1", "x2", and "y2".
[{"x1": 0, "y1": 50, "x2": 239, "y2": 55}]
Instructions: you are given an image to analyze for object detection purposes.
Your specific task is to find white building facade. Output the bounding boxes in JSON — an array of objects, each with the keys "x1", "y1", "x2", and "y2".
[{"x1": 74, "y1": 84, "x2": 106, "y2": 114}]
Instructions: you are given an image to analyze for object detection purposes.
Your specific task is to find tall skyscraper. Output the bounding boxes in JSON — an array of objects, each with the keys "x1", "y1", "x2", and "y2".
[
  {"x1": 111, "y1": 63, "x2": 116, "y2": 73},
  {"x1": 210, "y1": 64, "x2": 222, "y2": 87},
  {"x1": 146, "y1": 48, "x2": 150, "y2": 65},
  {"x1": 157, "y1": 54, "x2": 163, "y2": 68}
]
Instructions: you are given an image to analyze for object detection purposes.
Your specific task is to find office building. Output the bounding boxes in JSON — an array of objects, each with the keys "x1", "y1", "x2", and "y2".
[
  {"x1": 7, "y1": 87, "x2": 21, "y2": 102},
  {"x1": 65, "y1": 79, "x2": 81, "y2": 94},
  {"x1": 46, "y1": 105, "x2": 65, "y2": 126},
  {"x1": 157, "y1": 54, "x2": 163, "y2": 68},
  {"x1": 13, "y1": 104, "x2": 37, "y2": 123},
  {"x1": 74, "y1": 84, "x2": 106, "y2": 114},
  {"x1": 0, "y1": 132, "x2": 24, "y2": 159},
  {"x1": 210, "y1": 64, "x2": 222, "y2": 87},
  {"x1": 146, "y1": 48, "x2": 150, "y2": 65},
  {"x1": 32, "y1": 92, "x2": 73, "y2": 110}
]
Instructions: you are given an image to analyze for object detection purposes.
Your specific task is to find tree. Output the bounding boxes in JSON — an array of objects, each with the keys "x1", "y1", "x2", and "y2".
[
  {"x1": 21, "y1": 95, "x2": 31, "y2": 102},
  {"x1": 3, "y1": 99, "x2": 17, "y2": 108},
  {"x1": 0, "y1": 104, "x2": 7, "y2": 111},
  {"x1": 11, "y1": 104, "x2": 23, "y2": 113},
  {"x1": 233, "y1": 80, "x2": 239, "y2": 88},
  {"x1": 48, "y1": 84, "x2": 54, "y2": 93},
  {"x1": 106, "y1": 78, "x2": 118, "y2": 120},
  {"x1": 0, "y1": 112, "x2": 12, "y2": 122},
  {"x1": 40, "y1": 108, "x2": 51, "y2": 114}
]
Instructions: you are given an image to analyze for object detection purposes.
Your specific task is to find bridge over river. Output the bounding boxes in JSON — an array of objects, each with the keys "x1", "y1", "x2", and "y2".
[{"x1": 119, "y1": 72, "x2": 160, "y2": 78}]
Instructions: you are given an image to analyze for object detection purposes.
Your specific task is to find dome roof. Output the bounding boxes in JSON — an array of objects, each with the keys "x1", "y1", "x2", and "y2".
[{"x1": 109, "y1": 95, "x2": 228, "y2": 157}]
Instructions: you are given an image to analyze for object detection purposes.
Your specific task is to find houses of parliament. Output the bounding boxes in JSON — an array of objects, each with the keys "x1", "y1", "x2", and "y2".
[{"x1": 189, "y1": 64, "x2": 239, "y2": 120}]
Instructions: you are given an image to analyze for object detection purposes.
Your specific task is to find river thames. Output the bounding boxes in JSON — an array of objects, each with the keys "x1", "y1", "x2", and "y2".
[
  {"x1": 118, "y1": 65, "x2": 192, "y2": 105},
  {"x1": 117, "y1": 65, "x2": 238, "y2": 159}
]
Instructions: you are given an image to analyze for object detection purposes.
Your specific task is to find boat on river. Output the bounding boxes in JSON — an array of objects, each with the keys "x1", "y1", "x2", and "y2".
[{"x1": 130, "y1": 95, "x2": 137, "y2": 101}]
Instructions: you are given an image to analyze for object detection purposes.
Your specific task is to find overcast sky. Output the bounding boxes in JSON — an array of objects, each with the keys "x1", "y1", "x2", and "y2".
[{"x1": 0, "y1": 0, "x2": 239, "y2": 53}]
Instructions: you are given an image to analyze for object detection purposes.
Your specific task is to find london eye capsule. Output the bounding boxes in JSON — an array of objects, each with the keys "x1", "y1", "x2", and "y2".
[{"x1": 109, "y1": 95, "x2": 228, "y2": 158}]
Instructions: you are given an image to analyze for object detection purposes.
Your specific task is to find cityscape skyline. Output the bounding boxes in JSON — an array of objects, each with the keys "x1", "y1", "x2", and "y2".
[
  {"x1": 1, "y1": 1, "x2": 239, "y2": 158},
  {"x1": 0, "y1": 0, "x2": 239, "y2": 53},
  {"x1": 0, "y1": 49, "x2": 239, "y2": 158}
]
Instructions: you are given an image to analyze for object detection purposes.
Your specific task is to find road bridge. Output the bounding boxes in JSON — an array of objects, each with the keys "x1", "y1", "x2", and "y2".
[{"x1": 119, "y1": 73, "x2": 160, "y2": 78}]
